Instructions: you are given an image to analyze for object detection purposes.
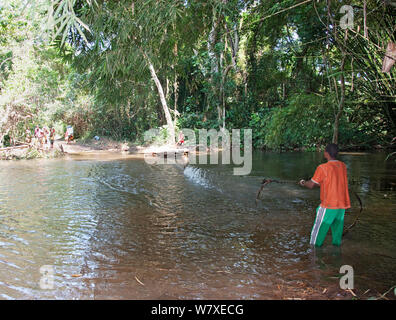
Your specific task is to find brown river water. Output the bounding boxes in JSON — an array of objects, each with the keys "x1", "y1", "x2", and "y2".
[{"x1": 0, "y1": 151, "x2": 395, "y2": 299}]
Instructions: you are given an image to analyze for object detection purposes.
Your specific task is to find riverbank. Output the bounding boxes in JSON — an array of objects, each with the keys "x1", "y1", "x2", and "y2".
[
  {"x1": 57, "y1": 137, "x2": 131, "y2": 154},
  {"x1": 255, "y1": 142, "x2": 395, "y2": 153},
  {"x1": 0, "y1": 137, "x2": 188, "y2": 160},
  {"x1": 55, "y1": 136, "x2": 396, "y2": 155},
  {"x1": 2, "y1": 135, "x2": 395, "y2": 161},
  {"x1": 58, "y1": 137, "x2": 192, "y2": 157},
  {"x1": 0, "y1": 144, "x2": 62, "y2": 160}
]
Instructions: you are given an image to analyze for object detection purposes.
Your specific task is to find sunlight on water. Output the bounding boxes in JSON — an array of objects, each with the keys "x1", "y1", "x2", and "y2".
[
  {"x1": 183, "y1": 166, "x2": 223, "y2": 193},
  {"x1": 0, "y1": 152, "x2": 394, "y2": 299}
]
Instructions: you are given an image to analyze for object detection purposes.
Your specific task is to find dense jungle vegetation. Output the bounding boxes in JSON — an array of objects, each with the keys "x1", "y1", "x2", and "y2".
[{"x1": 1, "y1": 0, "x2": 395, "y2": 151}]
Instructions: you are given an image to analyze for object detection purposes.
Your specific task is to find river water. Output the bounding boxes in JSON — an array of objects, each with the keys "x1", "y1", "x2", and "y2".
[{"x1": 0, "y1": 151, "x2": 395, "y2": 299}]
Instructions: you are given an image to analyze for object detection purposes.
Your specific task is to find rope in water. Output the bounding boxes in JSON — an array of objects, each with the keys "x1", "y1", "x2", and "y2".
[{"x1": 255, "y1": 178, "x2": 364, "y2": 236}]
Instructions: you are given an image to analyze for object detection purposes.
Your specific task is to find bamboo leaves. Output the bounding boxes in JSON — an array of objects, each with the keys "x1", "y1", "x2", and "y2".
[{"x1": 45, "y1": 0, "x2": 92, "y2": 46}]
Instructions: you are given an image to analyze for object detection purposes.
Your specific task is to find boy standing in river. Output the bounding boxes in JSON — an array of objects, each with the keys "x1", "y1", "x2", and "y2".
[{"x1": 299, "y1": 143, "x2": 351, "y2": 247}]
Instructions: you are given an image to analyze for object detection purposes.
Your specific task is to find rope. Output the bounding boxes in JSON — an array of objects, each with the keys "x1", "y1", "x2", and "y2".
[
  {"x1": 255, "y1": 177, "x2": 364, "y2": 236},
  {"x1": 255, "y1": 178, "x2": 300, "y2": 205},
  {"x1": 342, "y1": 191, "x2": 363, "y2": 236}
]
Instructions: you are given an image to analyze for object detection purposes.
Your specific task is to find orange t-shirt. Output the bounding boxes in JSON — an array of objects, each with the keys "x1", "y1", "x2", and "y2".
[{"x1": 311, "y1": 160, "x2": 351, "y2": 209}]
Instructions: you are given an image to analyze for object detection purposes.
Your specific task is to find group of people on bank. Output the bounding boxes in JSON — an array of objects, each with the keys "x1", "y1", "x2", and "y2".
[
  {"x1": 25, "y1": 125, "x2": 74, "y2": 149},
  {"x1": 25, "y1": 125, "x2": 56, "y2": 150}
]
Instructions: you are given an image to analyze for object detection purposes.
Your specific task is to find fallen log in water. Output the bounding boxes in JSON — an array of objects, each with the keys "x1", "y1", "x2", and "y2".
[
  {"x1": 150, "y1": 149, "x2": 189, "y2": 158},
  {"x1": 0, "y1": 144, "x2": 29, "y2": 151}
]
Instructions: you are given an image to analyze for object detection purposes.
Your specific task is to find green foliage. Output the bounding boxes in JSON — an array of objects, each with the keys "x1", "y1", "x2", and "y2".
[
  {"x1": 249, "y1": 93, "x2": 378, "y2": 151},
  {"x1": 2, "y1": 134, "x2": 11, "y2": 147},
  {"x1": 248, "y1": 108, "x2": 272, "y2": 149},
  {"x1": 264, "y1": 94, "x2": 334, "y2": 150},
  {"x1": 0, "y1": 0, "x2": 394, "y2": 151}
]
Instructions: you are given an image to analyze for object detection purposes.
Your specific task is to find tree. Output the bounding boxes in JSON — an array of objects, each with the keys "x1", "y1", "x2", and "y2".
[
  {"x1": 0, "y1": 0, "x2": 95, "y2": 145},
  {"x1": 44, "y1": 0, "x2": 203, "y2": 144},
  {"x1": 15, "y1": 0, "x2": 394, "y2": 150}
]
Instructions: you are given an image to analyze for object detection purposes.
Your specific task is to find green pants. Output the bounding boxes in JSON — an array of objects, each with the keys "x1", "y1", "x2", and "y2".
[{"x1": 310, "y1": 206, "x2": 345, "y2": 247}]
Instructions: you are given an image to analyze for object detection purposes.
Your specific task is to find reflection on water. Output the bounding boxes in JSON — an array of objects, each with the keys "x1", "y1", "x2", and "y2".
[{"x1": 0, "y1": 152, "x2": 395, "y2": 299}]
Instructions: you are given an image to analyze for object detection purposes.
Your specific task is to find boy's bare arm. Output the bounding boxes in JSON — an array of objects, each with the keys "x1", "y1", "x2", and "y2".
[{"x1": 299, "y1": 179, "x2": 319, "y2": 189}]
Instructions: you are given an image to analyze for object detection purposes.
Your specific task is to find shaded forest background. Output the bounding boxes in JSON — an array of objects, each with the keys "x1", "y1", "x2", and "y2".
[{"x1": 0, "y1": 0, "x2": 395, "y2": 151}]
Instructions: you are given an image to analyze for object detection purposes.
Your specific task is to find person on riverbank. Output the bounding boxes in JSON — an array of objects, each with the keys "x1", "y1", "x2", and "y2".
[
  {"x1": 299, "y1": 143, "x2": 351, "y2": 247},
  {"x1": 177, "y1": 131, "x2": 185, "y2": 146},
  {"x1": 65, "y1": 126, "x2": 74, "y2": 144},
  {"x1": 34, "y1": 125, "x2": 40, "y2": 138},
  {"x1": 25, "y1": 129, "x2": 32, "y2": 144},
  {"x1": 49, "y1": 127, "x2": 55, "y2": 149},
  {"x1": 43, "y1": 127, "x2": 50, "y2": 150},
  {"x1": 37, "y1": 127, "x2": 45, "y2": 149},
  {"x1": 34, "y1": 125, "x2": 40, "y2": 146}
]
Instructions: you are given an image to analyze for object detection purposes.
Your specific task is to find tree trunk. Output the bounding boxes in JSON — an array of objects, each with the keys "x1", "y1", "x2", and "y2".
[
  {"x1": 363, "y1": 1, "x2": 368, "y2": 39},
  {"x1": 208, "y1": 5, "x2": 219, "y2": 118},
  {"x1": 382, "y1": 41, "x2": 396, "y2": 73},
  {"x1": 208, "y1": 6, "x2": 219, "y2": 77},
  {"x1": 173, "y1": 74, "x2": 179, "y2": 129},
  {"x1": 218, "y1": 48, "x2": 224, "y2": 127},
  {"x1": 328, "y1": 0, "x2": 345, "y2": 145},
  {"x1": 333, "y1": 54, "x2": 346, "y2": 144},
  {"x1": 173, "y1": 43, "x2": 179, "y2": 129},
  {"x1": 144, "y1": 52, "x2": 176, "y2": 144},
  {"x1": 220, "y1": 64, "x2": 233, "y2": 130}
]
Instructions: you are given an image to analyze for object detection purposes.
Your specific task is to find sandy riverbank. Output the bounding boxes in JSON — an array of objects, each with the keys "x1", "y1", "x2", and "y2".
[
  {"x1": 57, "y1": 137, "x2": 192, "y2": 155},
  {"x1": 0, "y1": 136, "x2": 209, "y2": 160},
  {"x1": 0, "y1": 137, "x2": 136, "y2": 160}
]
